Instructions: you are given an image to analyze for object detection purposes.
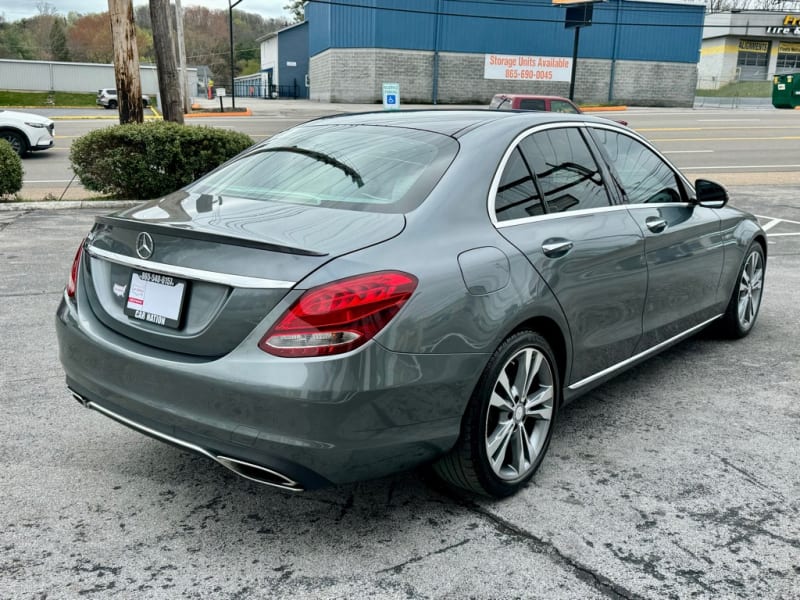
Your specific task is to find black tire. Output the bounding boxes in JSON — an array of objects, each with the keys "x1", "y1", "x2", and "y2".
[
  {"x1": 433, "y1": 330, "x2": 560, "y2": 498},
  {"x1": 717, "y1": 241, "x2": 765, "y2": 339},
  {"x1": 0, "y1": 130, "x2": 28, "y2": 156},
  {"x1": 108, "y1": 100, "x2": 117, "y2": 109},
  {"x1": 142, "y1": 99, "x2": 149, "y2": 108}
]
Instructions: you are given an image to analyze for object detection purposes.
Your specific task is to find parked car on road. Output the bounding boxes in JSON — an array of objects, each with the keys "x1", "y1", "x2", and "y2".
[
  {"x1": 96, "y1": 88, "x2": 151, "y2": 109},
  {"x1": 490, "y1": 93, "x2": 628, "y2": 126},
  {"x1": 56, "y1": 110, "x2": 765, "y2": 498},
  {"x1": 0, "y1": 109, "x2": 55, "y2": 156}
]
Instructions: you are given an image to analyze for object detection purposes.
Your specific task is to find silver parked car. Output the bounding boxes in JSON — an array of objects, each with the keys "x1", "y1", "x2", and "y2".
[
  {"x1": 96, "y1": 88, "x2": 151, "y2": 109},
  {"x1": 56, "y1": 111, "x2": 766, "y2": 498}
]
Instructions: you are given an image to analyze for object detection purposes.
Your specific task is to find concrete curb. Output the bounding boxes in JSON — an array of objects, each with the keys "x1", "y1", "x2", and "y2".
[
  {"x1": 185, "y1": 107, "x2": 253, "y2": 118},
  {"x1": 581, "y1": 105, "x2": 628, "y2": 112},
  {"x1": 0, "y1": 200, "x2": 141, "y2": 211},
  {"x1": 50, "y1": 115, "x2": 163, "y2": 120}
]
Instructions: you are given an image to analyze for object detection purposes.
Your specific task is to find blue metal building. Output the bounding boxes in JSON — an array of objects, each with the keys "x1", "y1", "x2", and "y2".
[{"x1": 305, "y1": 0, "x2": 706, "y2": 106}]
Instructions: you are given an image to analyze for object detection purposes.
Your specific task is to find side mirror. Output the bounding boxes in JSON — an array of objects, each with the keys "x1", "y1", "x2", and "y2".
[{"x1": 694, "y1": 179, "x2": 728, "y2": 208}]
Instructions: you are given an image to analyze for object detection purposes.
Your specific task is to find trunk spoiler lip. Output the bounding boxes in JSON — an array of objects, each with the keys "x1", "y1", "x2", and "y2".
[
  {"x1": 95, "y1": 215, "x2": 329, "y2": 258},
  {"x1": 85, "y1": 244, "x2": 296, "y2": 289}
]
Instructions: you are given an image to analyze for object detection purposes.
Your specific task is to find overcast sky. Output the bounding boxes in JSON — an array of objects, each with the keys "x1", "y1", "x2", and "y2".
[{"x1": 0, "y1": 1, "x2": 289, "y2": 22}]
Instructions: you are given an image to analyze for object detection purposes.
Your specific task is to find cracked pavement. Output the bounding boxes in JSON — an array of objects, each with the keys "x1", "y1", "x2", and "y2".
[{"x1": 1, "y1": 187, "x2": 798, "y2": 599}]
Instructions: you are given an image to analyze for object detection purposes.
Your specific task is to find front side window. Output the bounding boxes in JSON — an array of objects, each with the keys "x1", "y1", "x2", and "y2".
[
  {"x1": 591, "y1": 128, "x2": 684, "y2": 204},
  {"x1": 519, "y1": 128, "x2": 610, "y2": 213},
  {"x1": 187, "y1": 124, "x2": 458, "y2": 213},
  {"x1": 551, "y1": 100, "x2": 579, "y2": 114}
]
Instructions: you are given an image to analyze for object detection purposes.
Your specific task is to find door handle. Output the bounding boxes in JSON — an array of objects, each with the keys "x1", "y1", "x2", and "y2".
[
  {"x1": 542, "y1": 239, "x2": 573, "y2": 258},
  {"x1": 646, "y1": 217, "x2": 667, "y2": 233}
]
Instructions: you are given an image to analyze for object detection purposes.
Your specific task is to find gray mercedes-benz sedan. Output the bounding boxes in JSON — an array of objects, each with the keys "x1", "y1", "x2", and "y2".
[{"x1": 56, "y1": 110, "x2": 766, "y2": 498}]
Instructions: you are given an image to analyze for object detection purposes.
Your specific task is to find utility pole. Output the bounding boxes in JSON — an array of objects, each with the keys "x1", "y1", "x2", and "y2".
[
  {"x1": 174, "y1": 0, "x2": 191, "y2": 114},
  {"x1": 149, "y1": 0, "x2": 184, "y2": 123},
  {"x1": 108, "y1": 0, "x2": 143, "y2": 124},
  {"x1": 229, "y1": 0, "x2": 243, "y2": 109}
]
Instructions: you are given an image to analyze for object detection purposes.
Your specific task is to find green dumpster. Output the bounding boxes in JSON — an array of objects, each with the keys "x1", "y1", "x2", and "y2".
[{"x1": 772, "y1": 73, "x2": 800, "y2": 109}]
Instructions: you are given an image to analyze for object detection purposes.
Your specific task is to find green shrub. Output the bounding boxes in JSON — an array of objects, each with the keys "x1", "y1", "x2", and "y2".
[
  {"x1": 69, "y1": 121, "x2": 254, "y2": 199},
  {"x1": 0, "y1": 139, "x2": 23, "y2": 198}
]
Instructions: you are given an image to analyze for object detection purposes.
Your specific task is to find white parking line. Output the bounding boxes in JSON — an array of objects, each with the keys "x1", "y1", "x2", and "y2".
[
  {"x1": 761, "y1": 219, "x2": 782, "y2": 231},
  {"x1": 766, "y1": 232, "x2": 800, "y2": 237},
  {"x1": 755, "y1": 214, "x2": 800, "y2": 226}
]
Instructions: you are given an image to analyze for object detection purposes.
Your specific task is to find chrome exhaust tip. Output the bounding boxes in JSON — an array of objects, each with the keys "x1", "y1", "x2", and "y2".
[
  {"x1": 72, "y1": 391, "x2": 90, "y2": 407},
  {"x1": 215, "y1": 455, "x2": 304, "y2": 492}
]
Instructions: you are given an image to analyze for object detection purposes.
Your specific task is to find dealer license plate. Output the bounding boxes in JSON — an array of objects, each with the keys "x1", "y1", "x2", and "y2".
[{"x1": 124, "y1": 270, "x2": 187, "y2": 329}]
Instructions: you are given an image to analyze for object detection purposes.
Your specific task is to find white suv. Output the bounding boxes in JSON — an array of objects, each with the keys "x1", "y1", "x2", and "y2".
[
  {"x1": 0, "y1": 110, "x2": 55, "y2": 156},
  {"x1": 96, "y1": 88, "x2": 151, "y2": 109}
]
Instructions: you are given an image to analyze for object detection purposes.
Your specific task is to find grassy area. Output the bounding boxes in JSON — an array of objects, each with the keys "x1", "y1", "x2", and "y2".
[
  {"x1": 696, "y1": 81, "x2": 772, "y2": 98},
  {"x1": 0, "y1": 90, "x2": 98, "y2": 107}
]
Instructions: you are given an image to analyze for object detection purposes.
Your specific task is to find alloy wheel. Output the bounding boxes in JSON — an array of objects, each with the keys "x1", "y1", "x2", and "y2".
[
  {"x1": 485, "y1": 347, "x2": 554, "y2": 481},
  {"x1": 737, "y1": 249, "x2": 763, "y2": 330},
  {"x1": 1, "y1": 132, "x2": 23, "y2": 155}
]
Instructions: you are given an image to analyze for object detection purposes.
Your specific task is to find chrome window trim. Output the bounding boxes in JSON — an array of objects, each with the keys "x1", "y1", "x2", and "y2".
[
  {"x1": 86, "y1": 245, "x2": 295, "y2": 289},
  {"x1": 495, "y1": 204, "x2": 632, "y2": 229},
  {"x1": 568, "y1": 314, "x2": 722, "y2": 391},
  {"x1": 624, "y1": 201, "x2": 693, "y2": 210},
  {"x1": 488, "y1": 122, "x2": 616, "y2": 229}
]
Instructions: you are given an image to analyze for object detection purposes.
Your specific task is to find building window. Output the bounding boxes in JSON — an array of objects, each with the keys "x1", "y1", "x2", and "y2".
[
  {"x1": 737, "y1": 39, "x2": 770, "y2": 80},
  {"x1": 777, "y1": 42, "x2": 800, "y2": 71},
  {"x1": 737, "y1": 40, "x2": 769, "y2": 68}
]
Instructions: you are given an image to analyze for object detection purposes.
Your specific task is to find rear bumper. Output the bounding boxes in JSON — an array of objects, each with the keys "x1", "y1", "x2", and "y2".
[{"x1": 56, "y1": 294, "x2": 487, "y2": 490}]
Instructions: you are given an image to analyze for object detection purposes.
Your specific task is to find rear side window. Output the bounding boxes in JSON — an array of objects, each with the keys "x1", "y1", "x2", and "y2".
[
  {"x1": 590, "y1": 128, "x2": 684, "y2": 204},
  {"x1": 494, "y1": 148, "x2": 545, "y2": 221},
  {"x1": 188, "y1": 125, "x2": 458, "y2": 213},
  {"x1": 519, "y1": 128, "x2": 610, "y2": 213}
]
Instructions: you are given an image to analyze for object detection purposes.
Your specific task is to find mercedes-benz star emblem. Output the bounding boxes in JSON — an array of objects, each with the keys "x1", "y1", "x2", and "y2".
[{"x1": 135, "y1": 232, "x2": 154, "y2": 259}]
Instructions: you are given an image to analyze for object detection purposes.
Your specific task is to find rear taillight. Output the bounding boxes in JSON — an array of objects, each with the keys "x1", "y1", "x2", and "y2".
[
  {"x1": 66, "y1": 240, "x2": 84, "y2": 299},
  {"x1": 259, "y1": 271, "x2": 418, "y2": 358}
]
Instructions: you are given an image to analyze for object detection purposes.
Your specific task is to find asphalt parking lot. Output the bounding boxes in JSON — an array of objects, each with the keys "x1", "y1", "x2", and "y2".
[{"x1": 1, "y1": 182, "x2": 798, "y2": 599}]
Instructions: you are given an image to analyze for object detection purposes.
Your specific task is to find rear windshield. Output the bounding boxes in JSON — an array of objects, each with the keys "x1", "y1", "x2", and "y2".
[
  {"x1": 490, "y1": 95, "x2": 511, "y2": 110},
  {"x1": 187, "y1": 124, "x2": 458, "y2": 213}
]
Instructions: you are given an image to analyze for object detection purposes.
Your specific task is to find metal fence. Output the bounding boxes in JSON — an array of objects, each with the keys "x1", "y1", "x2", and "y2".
[{"x1": 0, "y1": 58, "x2": 198, "y2": 99}]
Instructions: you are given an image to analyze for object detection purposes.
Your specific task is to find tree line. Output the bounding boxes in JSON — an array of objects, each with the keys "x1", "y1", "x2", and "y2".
[{"x1": 0, "y1": 3, "x2": 291, "y2": 85}]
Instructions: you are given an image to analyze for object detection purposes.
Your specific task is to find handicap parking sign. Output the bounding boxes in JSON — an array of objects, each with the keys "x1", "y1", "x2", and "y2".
[{"x1": 382, "y1": 83, "x2": 400, "y2": 111}]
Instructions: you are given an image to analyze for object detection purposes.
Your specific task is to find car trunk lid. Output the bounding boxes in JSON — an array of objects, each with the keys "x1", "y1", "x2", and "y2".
[{"x1": 81, "y1": 193, "x2": 406, "y2": 357}]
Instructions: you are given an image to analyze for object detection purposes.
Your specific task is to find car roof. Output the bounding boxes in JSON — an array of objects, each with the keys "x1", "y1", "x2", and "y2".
[
  {"x1": 493, "y1": 94, "x2": 573, "y2": 101},
  {"x1": 303, "y1": 109, "x2": 592, "y2": 137}
]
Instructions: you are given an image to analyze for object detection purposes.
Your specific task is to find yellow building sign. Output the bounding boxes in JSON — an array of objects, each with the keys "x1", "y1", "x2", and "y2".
[
  {"x1": 778, "y1": 41, "x2": 800, "y2": 54},
  {"x1": 739, "y1": 40, "x2": 769, "y2": 53}
]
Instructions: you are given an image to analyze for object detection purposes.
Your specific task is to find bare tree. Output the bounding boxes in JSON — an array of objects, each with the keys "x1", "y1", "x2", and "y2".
[
  {"x1": 149, "y1": 0, "x2": 183, "y2": 124},
  {"x1": 108, "y1": 0, "x2": 143, "y2": 124},
  {"x1": 284, "y1": 0, "x2": 304, "y2": 23}
]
